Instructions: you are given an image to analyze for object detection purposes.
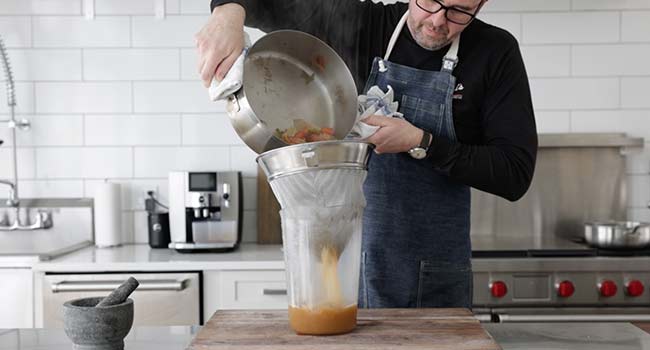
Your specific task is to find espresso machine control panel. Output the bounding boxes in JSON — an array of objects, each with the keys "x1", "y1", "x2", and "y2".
[{"x1": 168, "y1": 171, "x2": 242, "y2": 252}]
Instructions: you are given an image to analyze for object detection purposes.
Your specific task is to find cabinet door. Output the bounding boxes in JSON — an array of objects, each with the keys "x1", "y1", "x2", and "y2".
[
  {"x1": 204, "y1": 270, "x2": 287, "y2": 316},
  {"x1": 0, "y1": 268, "x2": 33, "y2": 328}
]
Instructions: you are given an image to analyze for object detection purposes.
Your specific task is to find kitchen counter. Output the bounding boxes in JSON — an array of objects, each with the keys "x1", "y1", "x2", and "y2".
[
  {"x1": 2, "y1": 323, "x2": 650, "y2": 350},
  {"x1": 0, "y1": 326, "x2": 200, "y2": 350},
  {"x1": 32, "y1": 243, "x2": 285, "y2": 272}
]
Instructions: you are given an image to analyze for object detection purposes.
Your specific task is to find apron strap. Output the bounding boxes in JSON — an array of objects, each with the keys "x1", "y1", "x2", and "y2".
[{"x1": 380, "y1": 10, "x2": 461, "y2": 74}]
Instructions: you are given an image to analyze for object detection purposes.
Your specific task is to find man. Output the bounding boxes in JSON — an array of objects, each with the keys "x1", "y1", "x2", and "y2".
[{"x1": 196, "y1": 0, "x2": 537, "y2": 308}]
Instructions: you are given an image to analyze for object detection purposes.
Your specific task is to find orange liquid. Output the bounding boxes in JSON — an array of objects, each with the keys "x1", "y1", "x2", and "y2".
[{"x1": 288, "y1": 304, "x2": 357, "y2": 335}]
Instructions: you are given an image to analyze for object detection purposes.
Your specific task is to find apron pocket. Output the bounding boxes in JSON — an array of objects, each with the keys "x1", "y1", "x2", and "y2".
[
  {"x1": 400, "y1": 95, "x2": 445, "y2": 136},
  {"x1": 417, "y1": 260, "x2": 472, "y2": 308}
]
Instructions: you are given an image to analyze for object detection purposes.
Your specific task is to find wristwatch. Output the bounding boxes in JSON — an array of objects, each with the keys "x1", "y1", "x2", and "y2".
[{"x1": 408, "y1": 131, "x2": 432, "y2": 160}]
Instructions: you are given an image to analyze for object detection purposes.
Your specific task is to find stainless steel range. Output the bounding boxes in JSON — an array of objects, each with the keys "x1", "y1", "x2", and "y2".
[
  {"x1": 468, "y1": 133, "x2": 650, "y2": 323},
  {"x1": 471, "y1": 235, "x2": 650, "y2": 322}
]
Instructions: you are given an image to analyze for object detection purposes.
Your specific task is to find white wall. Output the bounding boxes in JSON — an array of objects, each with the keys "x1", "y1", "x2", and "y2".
[{"x1": 0, "y1": 0, "x2": 648, "y2": 244}]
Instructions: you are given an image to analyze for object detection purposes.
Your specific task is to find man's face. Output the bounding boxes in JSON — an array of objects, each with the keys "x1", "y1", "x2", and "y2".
[{"x1": 407, "y1": 0, "x2": 485, "y2": 51}]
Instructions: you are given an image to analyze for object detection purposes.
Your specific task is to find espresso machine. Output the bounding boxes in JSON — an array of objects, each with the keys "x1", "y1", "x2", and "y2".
[{"x1": 168, "y1": 171, "x2": 242, "y2": 252}]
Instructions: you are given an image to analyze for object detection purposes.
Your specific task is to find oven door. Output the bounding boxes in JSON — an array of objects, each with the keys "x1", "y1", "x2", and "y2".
[
  {"x1": 41, "y1": 272, "x2": 200, "y2": 327},
  {"x1": 493, "y1": 307, "x2": 650, "y2": 323}
]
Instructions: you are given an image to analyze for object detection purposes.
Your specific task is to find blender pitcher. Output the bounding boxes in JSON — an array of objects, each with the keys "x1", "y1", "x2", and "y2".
[{"x1": 257, "y1": 140, "x2": 371, "y2": 335}]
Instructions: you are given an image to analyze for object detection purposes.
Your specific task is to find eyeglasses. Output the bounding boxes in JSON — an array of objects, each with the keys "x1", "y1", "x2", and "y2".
[{"x1": 415, "y1": 0, "x2": 483, "y2": 25}]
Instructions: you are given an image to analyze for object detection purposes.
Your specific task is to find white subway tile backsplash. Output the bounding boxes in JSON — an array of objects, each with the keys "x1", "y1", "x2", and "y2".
[
  {"x1": 85, "y1": 115, "x2": 181, "y2": 146},
  {"x1": 622, "y1": 11, "x2": 650, "y2": 42},
  {"x1": 85, "y1": 178, "x2": 167, "y2": 210},
  {"x1": 535, "y1": 111, "x2": 571, "y2": 133},
  {"x1": 36, "y1": 147, "x2": 133, "y2": 179},
  {"x1": 628, "y1": 175, "x2": 650, "y2": 208},
  {"x1": 573, "y1": 45, "x2": 650, "y2": 76},
  {"x1": 18, "y1": 180, "x2": 84, "y2": 198},
  {"x1": 180, "y1": 48, "x2": 199, "y2": 80},
  {"x1": 0, "y1": 0, "x2": 81, "y2": 15},
  {"x1": 229, "y1": 145, "x2": 257, "y2": 177},
  {"x1": 180, "y1": 0, "x2": 210, "y2": 14},
  {"x1": 573, "y1": 1, "x2": 650, "y2": 10},
  {"x1": 133, "y1": 146, "x2": 230, "y2": 178},
  {"x1": 94, "y1": 0, "x2": 156, "y2": 15},
  {"x1": 35, "y1": 82, "x2": 132, "y2": 113},
  {"x1": 521, "y1": 45, "x2": 570, "y2": 77},
  {"x1": 477, "y1": 14, "x2": 521, "y2": 41},
  {"x1": 33, "y1": 17, "x2": 130, "y2": 48},
  {"x1": 0, "y1": 148, "x2": 36, "y2": 179},
  {"x1": 121, "y1": 211, "x2": 135, "y2": 244},
  {"x1": 181, "y1": 114, "x2": 242, "y2": 145},
  {"x1": 522, "y1": 12, "x2": 619, "y2": 44},
  {"x1": 133, "y1": 82, "x2": 224, "y2": 113},
  {"x1": 622, "y1": 78, "x2": 650, "y2": 109},
  {"x1": 133, "y1": 210, "x2": 149, "y2": 244},
  {"x1": 242, "y1": 177, "x2": 257, "y2": 211},
  {"x1": 83, "y1": 49, "x2": 180, "y2": 81},
  {"x1": 571, "y1": 110, "x2": 650, "y2": 140},
  {"x1": 0, "y1": 17, "x2": 31, "y2": 48},
  {"x1": 132, "y1": 15, "x2": 206, "y2": 47},
  {"x1": 0, "y1": 83, "x2": 34, "y2": 114},
  {"x1": 7, "y1": 49, "x2": 82, "y2": 81},
  {"x1": 482, "y1": 0, "x2": 569, "y2": 12},
  {"x1": 626, "y1": 143, "x2": 650, "y2": 175},
  {"x1": 1, "y1": 115, "x2": 84, "y2": 146},
  {"x1": 529, "y1": 78, "x2": 619, "y2": 110},
  {"x1": 242, "y1": 209, "x2": 256, "y2": 243},
  {"x1": 166, "y1": 0, "x2": 180, "y2": 14}
]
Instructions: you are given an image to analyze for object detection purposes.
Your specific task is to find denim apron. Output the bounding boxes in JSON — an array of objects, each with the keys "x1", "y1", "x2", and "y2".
[{"x1": 359, "y1": 11, "x2": 472, "y2": 308}]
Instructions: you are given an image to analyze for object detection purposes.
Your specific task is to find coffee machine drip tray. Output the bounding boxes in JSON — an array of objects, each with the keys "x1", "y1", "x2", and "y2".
[{"x1": 168, "y1": 241, "x2": 238, "y2": 253}]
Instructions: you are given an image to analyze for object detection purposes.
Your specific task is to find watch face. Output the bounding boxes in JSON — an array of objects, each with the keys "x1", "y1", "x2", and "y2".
[{"x1": 409, "y1": 148, "x2": 426, "y2": 160}]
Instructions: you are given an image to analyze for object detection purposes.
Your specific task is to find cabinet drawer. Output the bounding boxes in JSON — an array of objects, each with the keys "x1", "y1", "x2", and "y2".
[{"x1": 220, "y1": 270, "x2": 287, "y2": 309}]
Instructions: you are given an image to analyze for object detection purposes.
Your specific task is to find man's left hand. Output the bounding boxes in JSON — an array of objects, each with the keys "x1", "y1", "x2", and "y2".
[{"x1": 363, "y1": 115, "x2": 424, "y2": 154}]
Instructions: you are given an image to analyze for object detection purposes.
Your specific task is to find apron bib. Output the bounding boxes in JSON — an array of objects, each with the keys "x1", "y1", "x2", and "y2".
[{"x1": 359, "y1": 11, "x2": 472, "y2": 308}]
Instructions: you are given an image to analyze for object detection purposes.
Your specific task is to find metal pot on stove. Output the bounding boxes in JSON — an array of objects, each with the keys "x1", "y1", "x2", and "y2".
[{"x1": 584, "y1": 221, "x2": 650, "y2": 249}]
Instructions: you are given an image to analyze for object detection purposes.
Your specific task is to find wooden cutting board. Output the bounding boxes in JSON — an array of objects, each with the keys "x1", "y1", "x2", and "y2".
[{"x1": 188, "y1": 308, "x2": 501, "y2": 350}]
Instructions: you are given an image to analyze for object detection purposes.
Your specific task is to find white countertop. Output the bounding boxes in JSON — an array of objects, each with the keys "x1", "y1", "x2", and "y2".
[{"x1": 32, "y1": 243, "x2": 285, "y2": 272}]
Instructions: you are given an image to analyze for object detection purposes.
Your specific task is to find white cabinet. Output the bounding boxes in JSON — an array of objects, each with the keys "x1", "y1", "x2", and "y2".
[
  {"x1": 203, "y1": 270, "x2": 287, "y2": 318},
  {"x1": 0, "y1": 268, "x2": 33, "y2": 328}
]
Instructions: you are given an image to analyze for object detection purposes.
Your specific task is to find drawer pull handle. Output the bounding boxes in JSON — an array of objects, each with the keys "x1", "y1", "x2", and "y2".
[
  {"x1": 51, "y1": 279, "x2": 187, "y2": 293},
  {"x1": 262, "y1": 288, "x2": 287, "y2": 296}
]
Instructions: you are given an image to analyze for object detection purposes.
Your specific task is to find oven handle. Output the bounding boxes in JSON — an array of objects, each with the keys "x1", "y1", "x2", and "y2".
[
  {"x1": 497, "y1": 313, "x2": 650, "y2": 323},
  {"x1": 51, "y1": 279, "x2": 187, "y2": 293}
]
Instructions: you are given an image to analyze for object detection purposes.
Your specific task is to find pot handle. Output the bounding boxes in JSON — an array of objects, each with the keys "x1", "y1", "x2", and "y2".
[
  {"x1": 628, "y1": 224, "x2": 641, "y2": 235},
  {"x1": 226, "y1": 94, "x2": 241, "y2": 114}
]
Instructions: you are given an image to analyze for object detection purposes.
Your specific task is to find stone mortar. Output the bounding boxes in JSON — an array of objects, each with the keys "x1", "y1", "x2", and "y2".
[{"x1": 63, "y1": 297, "x2": 134, "y2": 350}]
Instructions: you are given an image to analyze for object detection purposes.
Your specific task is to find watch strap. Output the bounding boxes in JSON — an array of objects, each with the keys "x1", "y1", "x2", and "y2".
[{"x1": 419, "y1": 131, "x2": 432, "y2": 150}]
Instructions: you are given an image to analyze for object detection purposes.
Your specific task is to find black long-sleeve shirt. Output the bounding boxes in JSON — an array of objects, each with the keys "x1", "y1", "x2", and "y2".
[{"x1": 210, "y1": 0, "x2": 538, "y2": 201}]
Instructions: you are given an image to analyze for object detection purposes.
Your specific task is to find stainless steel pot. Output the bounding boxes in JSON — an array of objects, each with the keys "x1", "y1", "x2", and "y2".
[
  {"x1": 256, "y1": 140, "x2": 372, "y2": 181},
  {"x1": 584, "y1": 221, "x2": 650, "y2": 249},
  {"x1": 227, "y1": 30, "x2": 358, "y2": 154}
]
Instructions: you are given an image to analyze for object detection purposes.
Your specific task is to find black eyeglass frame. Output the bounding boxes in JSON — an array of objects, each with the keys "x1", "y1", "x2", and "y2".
[{"x1": 415, "y1": 0, "x2": 485, "y2": 25}]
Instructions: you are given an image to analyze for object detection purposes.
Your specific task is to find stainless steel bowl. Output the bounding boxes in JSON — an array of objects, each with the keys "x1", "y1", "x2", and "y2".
[
  {"x1": 227, "y1": 30, "x2": 359, "y2": 154},
  {"x1": 584, "y1": 221, "x2": 650, "y2": 249},
  {"x1": 256, "y1": 140, "x2": 372, "y2": 181}
]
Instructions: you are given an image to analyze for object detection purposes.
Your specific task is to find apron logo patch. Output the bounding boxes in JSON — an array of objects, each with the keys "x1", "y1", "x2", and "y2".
[{"x1": 453, "y1": 83, "x2": 464, "y2": 100}]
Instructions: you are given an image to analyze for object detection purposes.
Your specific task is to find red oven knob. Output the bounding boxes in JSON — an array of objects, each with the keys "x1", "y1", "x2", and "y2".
[
  {"x1": 490, "y1": 281, "x2": 508, "y2": 298},
  {"x1": 557, "y1": 280, "x2": 575, "y2": 298},
  {"x1": 626, "y1": 280, "x2": 644, "y2": 297},
  {"x1": 599, "y1": 280, "x2": 618, "y2": 297}
]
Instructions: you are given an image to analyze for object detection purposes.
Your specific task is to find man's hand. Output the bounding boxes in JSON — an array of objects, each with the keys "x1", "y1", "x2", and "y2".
[
  {"x1": 363, "y1": 115, "x2": 424, "y2": 154},
  {"x1": 195, "y1": 3, "x2": 246, "y2": 87}
]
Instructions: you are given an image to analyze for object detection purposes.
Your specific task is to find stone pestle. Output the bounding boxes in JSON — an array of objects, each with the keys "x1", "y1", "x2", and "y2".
[{"x1": 96, "y1": 277, "x2": 139, "y2": 307}]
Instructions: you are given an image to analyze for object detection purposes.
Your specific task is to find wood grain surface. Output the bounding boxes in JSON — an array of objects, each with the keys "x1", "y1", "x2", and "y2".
[
  {"x1": 189, "y1": 308, "x2": 501, "y2": 350},
  {"x1": 256, "y1": 166, "x2": 282, "y2": 244}
]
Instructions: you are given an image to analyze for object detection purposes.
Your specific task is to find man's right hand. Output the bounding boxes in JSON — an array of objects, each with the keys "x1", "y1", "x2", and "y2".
[{"x1": 195, "y1": 3, "x2": 246, "y2": 88}]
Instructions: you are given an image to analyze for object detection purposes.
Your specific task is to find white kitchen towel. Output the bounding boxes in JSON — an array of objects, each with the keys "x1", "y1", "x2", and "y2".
[
  {"x1": 208, "y1": 32, "x2": 251, "y2": 101},
  {"x1": 346, "y1": 85, "x2": 403, "y2": 140},
  {"x1": 94, "y1": 181, "x2": 123, "y2": 248}
]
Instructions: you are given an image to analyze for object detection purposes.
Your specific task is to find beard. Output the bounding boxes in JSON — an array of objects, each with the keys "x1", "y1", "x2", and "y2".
[{"x1": 408, "y1": 19, "x2": 453, "y2": 51}]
